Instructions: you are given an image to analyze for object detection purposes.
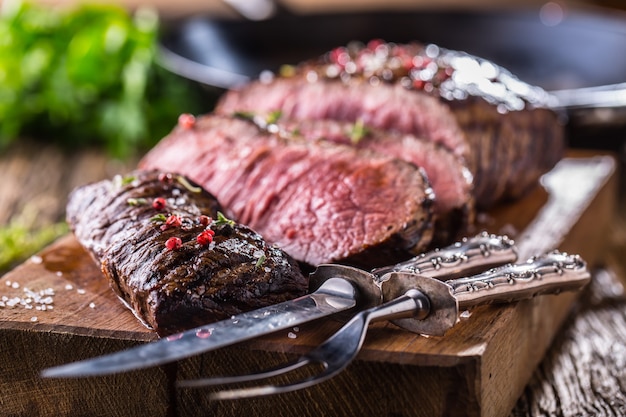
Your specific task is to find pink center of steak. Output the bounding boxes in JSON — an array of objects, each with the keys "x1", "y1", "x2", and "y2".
[{"x1": 139, "y1": 116, "x2": 434, "y2": 266}]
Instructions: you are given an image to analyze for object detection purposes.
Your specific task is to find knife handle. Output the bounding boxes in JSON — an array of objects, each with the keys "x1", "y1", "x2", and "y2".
[
  {"x1": 446, "y1": 250, "x2": 590, "y2": 310},
  {"x1": 371, "y1": 232, "x2": 518, "y2": 280},
  {"x1": 381, "y1": 250, "x2": 590, "y2": 336}
]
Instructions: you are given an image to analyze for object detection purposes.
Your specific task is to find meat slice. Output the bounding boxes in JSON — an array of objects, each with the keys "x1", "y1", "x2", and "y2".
[
  {"x1": 274, "y1": 117, "x2": 474, "y2": 243},
  {"x1": 139, "y1": 115, "x2": 435, "y2": 268},
  {"x1": 66, "y1": 170, "x2": 308, "y2": 336},
  {"x1": 217, "y1": 41, "x2": 565, "y2": 208}
]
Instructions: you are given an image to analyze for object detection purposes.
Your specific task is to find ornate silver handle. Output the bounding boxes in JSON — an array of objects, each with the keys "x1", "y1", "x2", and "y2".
[
  {"x1": 371, "y1": 232, "x2": 518, "y2": 281},
  {"x1": 446, "y1": 250, "x2": 590, "y2": 310},
  {"x1": 380, "y1": 250, "x2": 590, "y2": 335}
]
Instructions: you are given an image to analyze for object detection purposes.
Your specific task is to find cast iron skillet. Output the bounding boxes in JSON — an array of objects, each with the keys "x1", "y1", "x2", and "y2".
[{"x1": 158, "y1": 7, "x2": 626, "y2": 146}]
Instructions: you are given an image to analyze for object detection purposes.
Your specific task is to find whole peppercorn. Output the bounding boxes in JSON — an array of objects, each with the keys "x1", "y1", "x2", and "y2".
[
  {"x1": 152, "y1": 197, "x2": 166, "y2": 211},
  {"x1": 165, "y1": 237, "x2": 182, "y2": 251}
]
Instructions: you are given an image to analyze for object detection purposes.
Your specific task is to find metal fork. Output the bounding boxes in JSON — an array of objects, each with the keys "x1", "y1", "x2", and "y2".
[
  {"x1": 177, "y1": 251, "x2": 591, "y2": 400},
  {"x1": 178, "y1": 288, "x2": 429, "y2": 400}
]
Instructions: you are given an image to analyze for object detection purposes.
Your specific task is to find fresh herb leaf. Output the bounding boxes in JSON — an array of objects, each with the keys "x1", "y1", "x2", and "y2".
[
  {"x1": 254, "y1": 254, "x2": 266, "y2": 270},
  {"x1": 176, "y1": 175, "x2": 202, "y2": 193},
  {"x1": 266, "y1": 110, "x2": 282, "y2": 125},
  {"x1": 0, "y1": 2, "x2": 210, "y2": 158},
  {"x1": 150, "y1": 213, "x2": 168, "y2": 223},
  {"x1": 0, "y1": 217, "x2": 67, "y2": 273},
  {"x1": 349, "y1": 119, "x2": 369, "y2": 144},
  {"x1": 214, "y1": 212, "x2": 235, "y2": 227}
]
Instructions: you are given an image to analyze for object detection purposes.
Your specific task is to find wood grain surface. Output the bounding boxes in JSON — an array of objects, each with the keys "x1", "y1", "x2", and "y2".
[{"x1": 1, "y1": 143, "x2": 624, "y2": 417}]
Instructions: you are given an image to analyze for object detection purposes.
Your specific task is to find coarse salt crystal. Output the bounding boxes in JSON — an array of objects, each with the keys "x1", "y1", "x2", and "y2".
[
  {"x1": 11, "y1": 282, "x2": 19, "y2": 289},
  {"x1": 30, "y1": 255, "x2": 43, "y2": 264},
  {"x1": 0, "y1": 301, "x2": 4, "y2": 307},
  {"x1": 287, "y1": 332, "x2": 297, "y2": 339},
  {"x1": 89, "y1": 302, "x2": 96, "y2": 309},
  {"x1": 5, "y1": 280, "x2": 11, "y2": 287},
  {"x1": 30, "y1": 316, "x2": 38, "y2": 322},
  {"x1": 77, "y1": 289, "x2": 86, "y2": 295},
  {"x1": 55, "y1": 271, "x2": 63, "y2": 277},
  {"x1": 65, "y1": 284, "x2": 73, "y2": 290}
]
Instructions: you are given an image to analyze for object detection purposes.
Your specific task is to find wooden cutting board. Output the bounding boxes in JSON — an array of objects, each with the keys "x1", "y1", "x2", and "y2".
[{"x1": 0, "y1": 153, "x2": 617, "y2": 417}]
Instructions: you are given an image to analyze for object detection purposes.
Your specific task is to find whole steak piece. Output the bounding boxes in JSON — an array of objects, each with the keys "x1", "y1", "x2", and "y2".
[
  {"x1": 66, "y1": 170, "x2": 308, "y2": 336},
  {"x1": 217, "y1": 41, "x2": 565, "y2": 208},
  {"x1": 139, "y1": 115, "x2": 435, "y2": 268}
]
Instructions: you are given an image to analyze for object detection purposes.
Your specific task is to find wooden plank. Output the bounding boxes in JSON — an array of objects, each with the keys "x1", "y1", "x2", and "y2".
[{"x1": 0, "y1": 153, "x2": 617, "y2": 417}]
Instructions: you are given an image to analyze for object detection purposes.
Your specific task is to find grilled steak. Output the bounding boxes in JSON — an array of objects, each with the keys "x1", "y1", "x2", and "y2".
[
  {"x1": 273, "y1": 117, "x2": 474, "y2": 243},
  {"x1": 217, "y1": 41, "x2": 565, "y2": 208},
  {"x1": 139, "y1": 115, "x2": 435, "y2": 268},
  {"x1": 66, "y1": 170, "x2": 307, "y2": 336}
]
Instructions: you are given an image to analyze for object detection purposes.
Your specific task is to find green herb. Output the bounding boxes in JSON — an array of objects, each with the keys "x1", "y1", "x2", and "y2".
[
  {"x1": 0, "y1": 216, "x2": 67, "y2": 273},
  {"x1": 349, "y1": 119, "x2": 369, "y2": 144},
  {"x1": 150, "y1": 213, "x2": 167, "y2": 223},
  {"x1": 233, "y1": 111, "x2": 256, "y2": 121},
  {"x1": 176, "y1": 175, "x2": 201, "y2": 193},
  {"x1": 126, "y1": 197, "x2": 146, "y2": 206},
  {"x1": 0, "y1": 1, "x2": 210, "y2": 158},
  {"x1": 214, "y1": 211, "x2": 235, "y2": 227},
  {"x1": 254, "y1": 254, "x2": 266, "y2": 270},
  {"x1": 266, "y1": 110, "x2": 282, "y2": 125}
]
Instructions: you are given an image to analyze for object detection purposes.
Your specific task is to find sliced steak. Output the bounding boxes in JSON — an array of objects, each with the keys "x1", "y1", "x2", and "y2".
[
  {"x1": 139, "y1": 115, "x2": 435, "y2": 268},
  {"x1": 273, "y1": 117, "x2": 474, "y2": 243},
  {"x1": 66, "y1": 170, "x2": 308, "y2": 336},
  {"x1": 217, "y1": 41, "x2": 565, "y2": 208}
]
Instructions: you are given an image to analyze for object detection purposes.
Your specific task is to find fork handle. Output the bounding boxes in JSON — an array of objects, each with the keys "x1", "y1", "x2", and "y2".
[
  {"x1": 446, "y1": 250, "x2": 590, "y2": 310},
  {"x1": 371, "y1": 232, "x2": 518, "y2": 280},
  {"x1": 381, "y1": 250, "x2": 590, "y2": 335}
]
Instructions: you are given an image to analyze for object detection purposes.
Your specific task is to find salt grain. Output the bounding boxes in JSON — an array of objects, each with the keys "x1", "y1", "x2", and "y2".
[
  {"x1": 65, "y1": 284, "x2": 73, "y2": 290},
  {"x1": 89, "y1": 302, "x2": 96, "y2": 309},
  {"x1": 30, "y1": 316, "x2": 38, "y2": 322},
  {"x1": 11, "y1": 282, "x2": 19, "y2": 289},
  {"x1": 287, "y1": 332, "x2": 297, "y2": 339},
  {"x1": 55, "y1": 271, "x2": 63, "y2": 277},
  {"x1": 77, "y1": 289, "x2": 86, "y2": 295},
  {"x1": 5, "y1": 280, "x2": 11, "y2": 287},
  {"x1": 30, "y1": 255, "x2": 43, "y2": 264},
  {"x1": 460, "y1": 310, "x2": 472, "y2": 319}
]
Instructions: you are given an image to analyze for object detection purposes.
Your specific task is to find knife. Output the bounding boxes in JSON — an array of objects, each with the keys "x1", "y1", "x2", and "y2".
[{"x1": 41, "y1": 232, "x2": 516, "y2": 378}]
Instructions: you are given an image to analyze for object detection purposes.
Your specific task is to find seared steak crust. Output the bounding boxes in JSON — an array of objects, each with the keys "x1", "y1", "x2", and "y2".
[
  {"x1": 217, "y1": 41, "x2": 564, "y2": 208},
  {"x1": 139, "y1": 115, "x2": 435, "y2": 268},
  {"x1": 66, "y1": 170, "x2": 307, "y2": 336}
]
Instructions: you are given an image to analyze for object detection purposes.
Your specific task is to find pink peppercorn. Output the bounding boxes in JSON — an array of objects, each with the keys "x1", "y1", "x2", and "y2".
[
  {"x1": 178, "y1": 113, "x2": 196, "y2": 129},
  {"x1": 165, "y1": 237, "x2": 182, "y2": 251},
  {"x1": 196, "y1": 229, "x2": 215, "y2": 246},
  {"x1": 198, "y1": 215, "x2": 211, "y2": 226},
  {"x1": 152, "y1": 197, "x2": 166, "y2": 211}
]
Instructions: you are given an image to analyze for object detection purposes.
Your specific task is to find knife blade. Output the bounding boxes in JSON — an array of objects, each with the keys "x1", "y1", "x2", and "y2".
[{"x1": 41, "y1": 232, "x2": 516, "y2": 378}]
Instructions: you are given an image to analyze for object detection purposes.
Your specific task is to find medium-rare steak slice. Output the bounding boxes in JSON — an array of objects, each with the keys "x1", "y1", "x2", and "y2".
[
  {"x1": 139, "y1": 115, "x2": 435, "y2": 268},
  {"x1": 273, "y1": 117, "x2": 474, "y2": 243},
  {"x1": 217, "y1": 40, "x2": 564, "y2": 208},
  {"x1": 66, "y1": 170, "x2": 307, "y2": 336}
]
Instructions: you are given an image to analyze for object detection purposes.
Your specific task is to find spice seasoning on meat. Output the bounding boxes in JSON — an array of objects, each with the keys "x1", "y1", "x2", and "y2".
[
  {"x1": 152, "y1": 197, "x2": 166, "y2": 210},
  {"x1": 165, "y1": 237, "x2": 182, "y2": 251}
]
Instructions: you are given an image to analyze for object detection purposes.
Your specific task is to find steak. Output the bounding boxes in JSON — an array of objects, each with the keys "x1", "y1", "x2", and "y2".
[
  {"x1": 139, "y1": 115, "x2": 435, "y2": 268},
  {"x1": 273, "y1": 117, "x2": 474, "y2": 243},
  {"x1": 217, "y1": 41, "x2": 565, "y2": 208},
  {"x1": 66, "y1": 170, "x2": 308, "y2": 336}
]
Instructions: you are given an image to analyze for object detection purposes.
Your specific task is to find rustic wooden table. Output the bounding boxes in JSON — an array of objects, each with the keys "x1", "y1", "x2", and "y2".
[{"x1": 1, "y1": 142, "x2": 626, "y2": 416}]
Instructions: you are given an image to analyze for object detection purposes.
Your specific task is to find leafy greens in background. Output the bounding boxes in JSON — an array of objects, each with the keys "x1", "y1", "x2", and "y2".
[{"x1": 0, "y1": 1, "x2": 211, "y2": 158}]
